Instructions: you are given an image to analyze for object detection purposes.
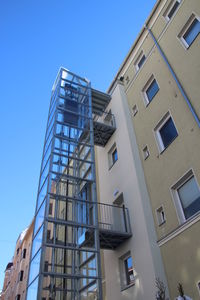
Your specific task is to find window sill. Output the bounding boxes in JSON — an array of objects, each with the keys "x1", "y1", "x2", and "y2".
[
  {"x1": 108, "y1": 159, "x2": 118, "y2": 171},
  {"x1": 121, "y1": 281, "x2": 135, "y2": 292},
  {"x1": 159, "y1": 220, "x2": 166, "y2": 227}
]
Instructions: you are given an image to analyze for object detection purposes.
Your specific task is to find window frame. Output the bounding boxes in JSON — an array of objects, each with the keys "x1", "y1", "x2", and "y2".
[
  {"x1": 163, "y1": 0, "x2": 181, "y2": 22},
  {"x1": 142, "y1": 75, "x2": 159, "y2": 106},
  {"x1": 108, "y1": 143, "x2": 118, "y2": 169},
  {"x1": 156, "y1": 206, "x2": 166, "y2": 226},
  {"x1": 142, "y1": 145, "x2": 150, "y2": 160},
  {"x1": 178, "y1": 13, "x2": 200, "y2": 49},
  {"x1": 134, "y1": 51, "x2": 146, "y2": 72},
  {"x1": 132, "y1": 104, "x2": 138, "y2": 117},
  {"x1": 171, "y1": 169, "x2": 200, "y2": 223},
  {"x1": 154, "y1": 111, "x2": 178, "y2": 153},
  {"x1": 119, "y1": 252, "x2": 135, "y2": 291}
]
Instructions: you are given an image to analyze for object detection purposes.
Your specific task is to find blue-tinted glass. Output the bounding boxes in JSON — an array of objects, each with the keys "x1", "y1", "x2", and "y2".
[
  {"x1": 146, "y1": 79, "x2": 159, "y2": 102},
  {"x1": 34, "y1": 202, "x2": 45, "y2": 236},
  {"x1": 29, "y1": 249, "x2": 41, "y2": 285},
  {"x1": 32, "y1": 225, "x2": 44, "y2": 259},
  {"x1": 184, "y1": 18, "x2": 200, "y2": 46},
  {"x1": 127, "y1": 256, "x2": 133, "y2": 269},
  {"x1": 112, "y1": 149, "x2": 118, "y2": 163},
  {"x1": 160, "y1": 118, "x2": 178, "y2": 148},
  {"x1": 27, "y1": 277, "x2": 39, "y2": 300},
  {"x1": 138, "y1": 55, "x2": 145, "y2": 69}
]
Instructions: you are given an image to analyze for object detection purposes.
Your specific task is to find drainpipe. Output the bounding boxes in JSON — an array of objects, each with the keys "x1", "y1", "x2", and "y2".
[{"x1": 145, "y1": 24, "x2": 200, "y2": 128}]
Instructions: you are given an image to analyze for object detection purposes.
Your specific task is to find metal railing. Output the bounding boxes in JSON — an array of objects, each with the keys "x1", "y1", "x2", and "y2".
[
  {"x1": 93, "y1": 111, "x2": 116, "y2": 129},
  {"x1": 98, "y1": 202, "x2": 131, "y2": 235}
]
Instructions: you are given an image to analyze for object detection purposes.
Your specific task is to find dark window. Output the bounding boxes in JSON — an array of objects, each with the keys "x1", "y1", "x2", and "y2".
[
  {"x1": 159, "y1": 117, "x2": 178, "y2": 148},
  {"x1": 16, "y1": 295, "x2": 20, "y2": 300},
  {"x1": 22, "y1": 249, "x2": 26, "y2": 259},
  {"x1": 178, "y1": 176, "x2": 200, "y2": 219},
  {"x1": 138, "y1": 55, "x2": 145, "y2": 69},
  {"x1": 183, "y1": 18, "x2": 200, "y2": 46},
  {"x1": 49, "y1": 203, "x2": 53, "y2": 215},
  {"x1": 124, "y1": 256, "x2": 134, "y2": 285},
  {"x1": 112, "y1": 149, "x2": 118, "y2": 164},
  {"x1": 19, "y1": 270, "x2": 24, "y2": 282},
  {"x1": 16, "y1": 248, "x2": 19, "y2": 255},
  {"x1": 167, "y1": 1, "x2": 180, "y2": 19},
  {"x1": 47, "y1": 229, "x2": 51, "y2": 240},
  {"x1": 146, "y1": 79, "x2": 159, "y2": 103}
]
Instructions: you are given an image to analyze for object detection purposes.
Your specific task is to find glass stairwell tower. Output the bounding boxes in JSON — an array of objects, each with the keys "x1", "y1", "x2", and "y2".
[{"x1": 26, "y1": 68, "x2": 131, "y2": 300}]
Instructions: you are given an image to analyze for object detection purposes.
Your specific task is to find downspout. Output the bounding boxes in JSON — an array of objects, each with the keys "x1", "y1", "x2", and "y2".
[{"x1": 145, "y1": 24, "x2": 200, "y2": 128}]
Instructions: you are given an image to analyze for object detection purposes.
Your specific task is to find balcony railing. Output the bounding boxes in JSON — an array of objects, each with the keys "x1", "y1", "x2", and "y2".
[{"x1": 93, "y1": 111, "x2": 116, "y2": 147}]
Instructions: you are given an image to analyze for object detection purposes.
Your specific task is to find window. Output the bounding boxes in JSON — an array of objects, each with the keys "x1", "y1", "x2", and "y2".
[
  {"x1": 132, "y1": 104, "x2": 138, "y2": 117},
  {"x1": 154, "y1": 112, "x2": 178, "y2": 152},
  {"x1": 49, "y1": 202, "x2": 53, "y2": 216},
  {"x1": 171, "y1": 170, "x2": 200, "y2": 222},
  {"x1": 179, "y1": 14, "x2": 200, "y2": 48},
  {"x1": 18, "y1": 270, "x2": 24, "y2": 282},
  {"x1": 134, "y1": 51, "x2": 146, "y2": 71},
  {"x1": 156, "y1": 206, "x2": 166, "y2": 226},
  {"x1": 22, "y1": 249, "x2": 26, "y2": 259},
  {"x1": 143, "y1": 76, "x2": 159, "y2": 105},
  {"x1": 108, "y1": 143, "x2": 118, "y2": 169},
  {"x1": 16, "y1": 295, "x2": 20, "y2": 300},
  {"x1": 163, "y1": 0, "x2": 181, "y2": 22},
  {"x1": 119, "y1": 252, "x2": 135, "y2": 290},
  {"x1": 142, "y1": 146, "x2": 150, "y2": 160}
]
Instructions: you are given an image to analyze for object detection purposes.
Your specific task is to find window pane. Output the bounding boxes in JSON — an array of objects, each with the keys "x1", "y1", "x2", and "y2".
[
  {"x1": 159, "y1": 118, "x2": 178, "y2": 148},
  {"x1": 124, "y1": 256, "x2": 134, "y2": 285},
  {"x1": 146, "y1": 79, "x2": 159, "y2": 102},
  {"x1": 168, "y1": 1, "x2": 180, "y2": 19},
  {"x1": 138, "y1": 55, "x2": 145, "y2": 69},
  {"x1": 183, "y1": 18, "x2": 200, "y2": 46},
  {"x1": 32, "y1": 225, "x2": 44, "y2": 259},
  {"x1": 27, "y1": 276, "x2": 39, "y2": 300},
  {"x1": 178, "y1": 177, "x2": 200, "y2": 219},
  {"x1": 29, "y1": 250, "x2": 41, "y2": 285},
  {"x1": 112, "y1": 149, "x2": 118, "y2": 163}
]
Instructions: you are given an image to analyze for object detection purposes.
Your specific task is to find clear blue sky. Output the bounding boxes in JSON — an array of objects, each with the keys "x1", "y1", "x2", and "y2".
[{"x1": 0, "y1": 0, "x2": 156, "y2": 290}]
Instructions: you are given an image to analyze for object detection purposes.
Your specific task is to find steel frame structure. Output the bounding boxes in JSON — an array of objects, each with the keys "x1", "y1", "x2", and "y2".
[{"x1": 26, "y1": 68, "x2": 102, "y2": 300}]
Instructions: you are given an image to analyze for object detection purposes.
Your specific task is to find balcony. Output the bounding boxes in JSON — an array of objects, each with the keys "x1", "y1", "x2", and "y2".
[
  {"x1": 80, "y1": 202, "x2": 132, "y2": 250},
  {"x1": 93, "y1": 111, "x2": 116, "y2": 147},
  {"x1": 92, "y1": 88, "x2": 116, "y2": 147}
]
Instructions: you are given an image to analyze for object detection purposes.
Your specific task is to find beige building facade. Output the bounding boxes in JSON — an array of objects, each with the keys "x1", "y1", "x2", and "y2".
[
  {"x1": 106, "y1": 0, "x2": 200, "y2": 298},
  {"x1": 1, "y1": 221, "x2": 34, "y2": 300}
]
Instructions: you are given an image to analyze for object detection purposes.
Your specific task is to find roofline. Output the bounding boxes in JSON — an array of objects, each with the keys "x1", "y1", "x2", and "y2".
[{"x1": 107, "y1": 0, "x2": 162, "y2": 93}]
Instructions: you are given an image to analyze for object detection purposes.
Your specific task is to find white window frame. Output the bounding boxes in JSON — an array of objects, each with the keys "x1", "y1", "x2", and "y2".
[
  {"x1": 163, "y1": 0, "x2": 181, "y2": 22},
  {"x1": 178, "y1": 13, "x2": 200, "y2": 49},
  {"x1": 142, "y1": 75, "x2": 159, "y2": 106},
  {"x1": 142, "y1": 145, "x2": 150, "y2": 160},
  {"x1": 134, "y1": 51, "x2": 146, "y2": 72},
  {"x1": 154, "y1": 111, "x2": 178, "y2": 153},
  {"x1": 171, "y1": 169, "x2": 200, "y2": 224},
  {"x1": 156, "y1": 205, "x2": 166, "y2": 226},
  {"x1": 108, "y1": 143, "x2": 118, "y2": 169},
  {"x1": 119, "y1": 251, "x2": 135, "y2": 291}
]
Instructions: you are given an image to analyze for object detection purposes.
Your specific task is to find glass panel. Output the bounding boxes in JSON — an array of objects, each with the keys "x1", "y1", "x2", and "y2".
[
  {"x1": 27, "y1": 277, "x2": 39, "y2": 300},
  {"x1": 178, "y1": 177, "x2": 200, "y2": 219},
  {"x1": 184, "y1": 18, "x2": 200, "y2": 46},
  {"x1": 29, "y1": 249, "x2": 41, "y2": 285},
  {"x1": 124, "y1": 256, "x2": 134, "y2": 285},
  {"x1": 37, "y1": 177, "x2": 48, "y2": 211},
  {"x1": 32, "y1": 225, "x2": 44, "y2": 259},
  {"x1": 168, "y1": 1, "x2": 180, "y2": 19},
  {"x1": 34, "y1": 201, "x2": 46, "y2": 236},
  {"x1": 159, "y1": 117, "x2": 178, "y2": 148},
  {"x1": 138, "y1": 55, "x2": 145, "y2": 69},
  {"x1": 146, "y1": 79, "x2": 159, "y2": 102}
]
